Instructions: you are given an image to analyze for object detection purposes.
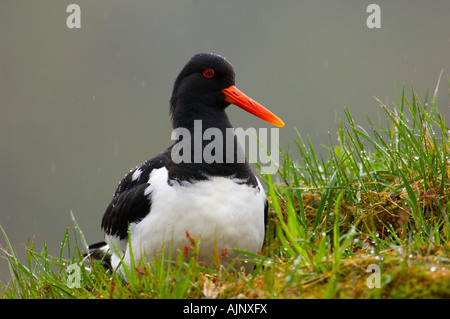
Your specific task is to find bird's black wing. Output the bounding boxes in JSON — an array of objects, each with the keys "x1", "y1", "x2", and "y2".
[{"x1": 101, "y1": 151, "x2": 169, "y2": 240}]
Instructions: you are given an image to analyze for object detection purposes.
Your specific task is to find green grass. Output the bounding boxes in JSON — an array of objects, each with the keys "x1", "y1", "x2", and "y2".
[{"x1": 1, "y1": 75, "x2": 449, "y2": 299}]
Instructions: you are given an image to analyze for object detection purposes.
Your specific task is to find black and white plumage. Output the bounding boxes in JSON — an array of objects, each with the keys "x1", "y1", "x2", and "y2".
[{"x1": 90, "y1": 53, "x2": 284, "y2": 275}]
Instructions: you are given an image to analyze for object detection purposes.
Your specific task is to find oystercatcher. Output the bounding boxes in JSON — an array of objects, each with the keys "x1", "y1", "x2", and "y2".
[{"x1": 90, "y1": 53, "x2": 284, "y2": 276}]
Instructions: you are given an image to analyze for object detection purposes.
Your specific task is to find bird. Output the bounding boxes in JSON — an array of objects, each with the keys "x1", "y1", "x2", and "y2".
[{"x1": 88, "y1": 53, "x2": 284, "y2": 277}]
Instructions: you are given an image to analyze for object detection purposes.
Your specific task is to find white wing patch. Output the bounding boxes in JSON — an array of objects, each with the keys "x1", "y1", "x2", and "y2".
[{"x1": 131, "y1": 168, "x2": 143, "y2": 182}]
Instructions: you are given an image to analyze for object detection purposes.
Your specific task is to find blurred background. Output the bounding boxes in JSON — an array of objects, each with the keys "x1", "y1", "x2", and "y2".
[{"x1": 1, "y1": 1, "x2": 449, "y2": 281}]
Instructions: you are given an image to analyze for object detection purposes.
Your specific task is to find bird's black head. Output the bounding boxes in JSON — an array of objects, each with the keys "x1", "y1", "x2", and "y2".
[
  {"x1": 170, "y1": 53, "x2": 235, "y2": 125},
  {"x1": 169, "y1": 53, "x2": 284, "y2": 129}
]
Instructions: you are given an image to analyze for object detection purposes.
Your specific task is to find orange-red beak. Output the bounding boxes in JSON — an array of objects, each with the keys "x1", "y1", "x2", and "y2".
[{"x1": 221, "y1": 85, "x2": 285, "y2": 127}]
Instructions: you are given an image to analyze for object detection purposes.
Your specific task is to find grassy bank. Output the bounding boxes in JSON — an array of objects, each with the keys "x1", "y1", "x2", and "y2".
[{"x1": 1, "y1": 76, "x2": 449, "y2": 299}]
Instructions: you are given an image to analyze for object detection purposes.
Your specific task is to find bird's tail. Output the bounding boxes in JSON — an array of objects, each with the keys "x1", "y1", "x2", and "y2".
[{"x1": 83, "y1": 241, "x2": 112, "y2": 270}]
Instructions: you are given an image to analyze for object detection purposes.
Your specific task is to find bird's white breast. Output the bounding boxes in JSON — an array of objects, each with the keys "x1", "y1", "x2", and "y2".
[{"x1": 106, "y1": 167, "x2": 266, "y2": 274}]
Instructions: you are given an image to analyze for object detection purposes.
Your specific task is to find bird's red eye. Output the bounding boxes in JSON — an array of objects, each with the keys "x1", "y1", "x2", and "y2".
[{"x1": 202, "y1": 68, "x2": 215, "y2": 78}]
